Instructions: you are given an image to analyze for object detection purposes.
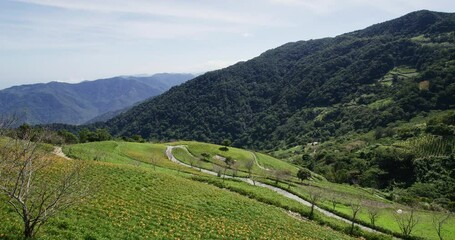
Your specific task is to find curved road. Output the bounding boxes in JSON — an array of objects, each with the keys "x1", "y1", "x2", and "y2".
[{"x1": 165, "y1": 146, "x2": 384, "y2": 235}]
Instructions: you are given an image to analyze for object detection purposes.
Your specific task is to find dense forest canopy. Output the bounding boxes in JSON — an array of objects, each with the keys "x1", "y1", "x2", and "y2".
[{"x1": 104, "y1": 10, "x2": 454, "y2": 149}]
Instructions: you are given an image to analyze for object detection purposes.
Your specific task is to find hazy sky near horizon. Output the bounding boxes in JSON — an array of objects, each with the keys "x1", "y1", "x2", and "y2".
[{"x1": 0, "y1": 0, "x2": 454, "y2": 90}]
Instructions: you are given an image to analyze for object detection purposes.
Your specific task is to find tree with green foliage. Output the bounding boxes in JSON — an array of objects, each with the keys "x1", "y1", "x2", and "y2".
[
  {"x1": 426, "y1": 123, "x2": 454, "y2": 136},
  {"x1": 94, "y1": 128, "x2": 112, "y2": 141},
  {"x1": 78, "y1": 128, "x2": 90, "y2": 143},
  {"x1": 16, "y1": 123, "x2": 32, "y2": 139},
  {"x1": 297, "y1": 168, "x2": 311, "y2": 182},
  {"x1": 225, "y1": 156, "x2": 234, "y2": 169},
  {"x1": 132, "y1": 135, "x2": 145, "y2": 143},
  {"x1": 58, "y1": 130, "x2": 79, "y2": 144},
  {"x1": 221, "y1": 139, "x2": 231, "y2": 151}
]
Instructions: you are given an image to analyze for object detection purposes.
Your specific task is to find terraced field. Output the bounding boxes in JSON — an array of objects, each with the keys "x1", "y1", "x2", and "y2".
[
  {"x1": 393, "y1": 134, "x2": 455, "y2": 158},
  {"x1": 3, "y1": 140, "x2": 453, "y2": 239},
  {"x1": 1, "y1": 141, "x2": 356, "y2": 239},
  {"x1": 170, "y1": 143, "x2": 455, "y2": 240},
  {"x1": 170, "y1": 141, "x2": 300, "y2": 178}
]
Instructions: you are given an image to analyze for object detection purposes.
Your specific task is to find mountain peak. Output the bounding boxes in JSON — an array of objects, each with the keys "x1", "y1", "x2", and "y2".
[{"x1": 351, "y1": 10, "x2": 454, "y2": 37}]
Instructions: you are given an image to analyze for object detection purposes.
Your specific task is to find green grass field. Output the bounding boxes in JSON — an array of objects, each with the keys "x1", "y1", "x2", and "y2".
[
  {"x1": 170, "y1": 142, "x2": 455, "y2": 240},
  {"x1": 378, "y1": 66, "x2": 418, "y2": 86},
  {"x1": 3, "y1": 140, "x2": 452, "y2": 239},
  {"x1": 1, "y1": 140, "x2": 357, "y2": 239},
  {"x1": 170, "y1": 141, "x2": 300, "y2": 177},
  {"x1": 262, "y1": 171, "x2": 455, "y2": 240}
]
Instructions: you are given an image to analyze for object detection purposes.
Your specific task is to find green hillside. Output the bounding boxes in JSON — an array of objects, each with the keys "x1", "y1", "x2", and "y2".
[
  {"x1": 105, "y1": 10, "x2": 454, "y2": 150},
  {"x1": 167, "y1": 142, "x2": 455, "y2": 240},
  {"x1": 0, "y1": 141, "x2": 355, "y2": 240},
  {"x1": 62, "y1": 141, "x2": 455, "y2": 240},
  {"x1": 0, "y1": 73, "x2": 193, "y2": 125},
  {"x1": 3, "y1": 137, "x2": 453, "y2": 239},
  {"x1": 94, "y1": 10, "x2": 455, "y2": 212}
]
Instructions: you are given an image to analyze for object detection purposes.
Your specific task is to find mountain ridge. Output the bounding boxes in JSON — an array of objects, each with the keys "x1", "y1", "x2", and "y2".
[
  {"x1": 104, "y1": 10, "x2": 454, "y2": 149},
  {"x1": 0, "y1": 73, "x2": 194, "y2": 125}
]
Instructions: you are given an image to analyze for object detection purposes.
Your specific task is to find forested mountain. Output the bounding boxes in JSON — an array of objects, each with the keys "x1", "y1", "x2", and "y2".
[
  {"x1": 0, "y1": 73, "x2": 193, "y2": 125},
  {"x1": 106, "y1": 10, "x2": 454, "y2": 149}
]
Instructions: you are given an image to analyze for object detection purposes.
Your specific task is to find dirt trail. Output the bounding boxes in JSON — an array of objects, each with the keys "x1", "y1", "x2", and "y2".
[
  {"x1": 53, "y1": 146, "x2": 71, "y2": 160},
  {"x1": 165, "y1": 145, "x2": 385, "y2": 235},
  {"x1": 250, "y1": 152, "x2": 270, "y2": 171}
]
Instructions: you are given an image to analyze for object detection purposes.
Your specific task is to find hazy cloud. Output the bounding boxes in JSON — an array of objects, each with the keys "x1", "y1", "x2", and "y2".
[{"x1": 14, "y1": 0, "x2": 276, "y2": 25}]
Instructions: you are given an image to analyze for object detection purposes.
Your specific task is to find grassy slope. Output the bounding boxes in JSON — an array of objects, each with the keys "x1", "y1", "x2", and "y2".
[
  {"x1": 0, "y1": 141, "x2": 355, "y2": 239},
  {"x1": 269, "y1": 111, "x2": 455, "y2": 240},
  {"x1": 170, "y1": 141, "x2": 300, "y2": 177},
  {"x1": 169, "y1": 142, "x2": 455, "y2": 240}
]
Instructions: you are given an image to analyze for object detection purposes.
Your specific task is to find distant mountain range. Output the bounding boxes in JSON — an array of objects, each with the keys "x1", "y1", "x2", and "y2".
[{"x1": 0, "y1": 73, "x2": 194, "y2": 125}]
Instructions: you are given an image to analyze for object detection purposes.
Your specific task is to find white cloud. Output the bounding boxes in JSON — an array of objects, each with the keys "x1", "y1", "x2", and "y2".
[
  {"x1": 13, "y1": 0, "x2": 276, "y2": 26},
  {"x1": 269, "y1": 0, "x2": 346, "y2": 14}
]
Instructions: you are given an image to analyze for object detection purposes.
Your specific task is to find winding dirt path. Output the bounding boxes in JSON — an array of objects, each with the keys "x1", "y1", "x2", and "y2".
[
  {"x1": 53, "y1": 146, "x2": 71, "y2": 160},
  {"x1": 165, "y1": 145, "x2": 385, "y2": 235},
  {"x1": 250, "y1": 152, "x2": 270, "y2": 171}
]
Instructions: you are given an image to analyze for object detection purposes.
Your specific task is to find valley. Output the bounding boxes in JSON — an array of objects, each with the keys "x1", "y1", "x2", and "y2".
[{"x1": 0, "y1": 8, "x2": 454, "y2": 240}]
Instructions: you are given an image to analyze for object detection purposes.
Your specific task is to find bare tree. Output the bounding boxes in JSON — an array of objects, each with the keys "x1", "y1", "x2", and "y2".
[
  {"x1": 308, "y1": 188, "x2": 323, "y2": 220},
  {"x1": 349, "y1": 199, "x2": 362, "y2": 234},
  {"x1": 132, "y1": 160, "x2": 141, "y2": 167},
  {"x1": 394, "y1": 207, "x2": 420, "y2": 237},
  {"x1": 367, "y1": 207, "x2": 381, "y2": 227},
  {"x1": 188, "y1": 155, "x2": 199, "y2": 169},
  {"x1": 363, "y1": 200, "x2": 383, "y2": 227},
  {"x1": 150, "y1": 155, "x2": 159, "y2": 170},
  {"x1": 231, "y1": 162, "x2": 240, "y2": 177},
  {"x1": 273, "y1": 169, "x2": 291, "y2": 185},
  {"x1": 328, "y1": 193, "x2": 339, "y2": 211},
  {"x1": 244, "y1": 160, "x2": 254, "y2": 178},
  {"x1": 432, "y1": 212, "x2": 451, "y2": 240},
  {"x1": 213, "y1": 164, "x2": 223, "y2": 178},
  {"x1": 0, "y1": 124, "x2": 90, "y2": 238}
]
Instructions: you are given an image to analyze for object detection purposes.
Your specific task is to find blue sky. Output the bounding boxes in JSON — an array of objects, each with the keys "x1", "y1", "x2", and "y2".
[{"x1": 0, "y1": 0, "x2": 454, "y2": 90}]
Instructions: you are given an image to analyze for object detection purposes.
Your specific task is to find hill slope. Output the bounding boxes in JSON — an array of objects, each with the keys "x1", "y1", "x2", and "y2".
[
  {"x1": 0, "y1": 73, "x2": 193, "y2": 125},
  {"x1": 106, "y1": 10, "x2": 455, "y2": 149},
  {"x1": 0, "y1": 140, "x2": 356, "y2": 239}
]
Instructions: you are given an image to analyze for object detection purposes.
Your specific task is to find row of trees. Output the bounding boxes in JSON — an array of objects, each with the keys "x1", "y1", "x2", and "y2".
[
  {"x1": 303, "y1": 188, "x2": 452, "y2": 239},
  {"x1": 6, "y1": 124, "x2": 114, "y2": 145},
  {"x1": 201, "y1": 152, "x2": 453, "y2": 239}
]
